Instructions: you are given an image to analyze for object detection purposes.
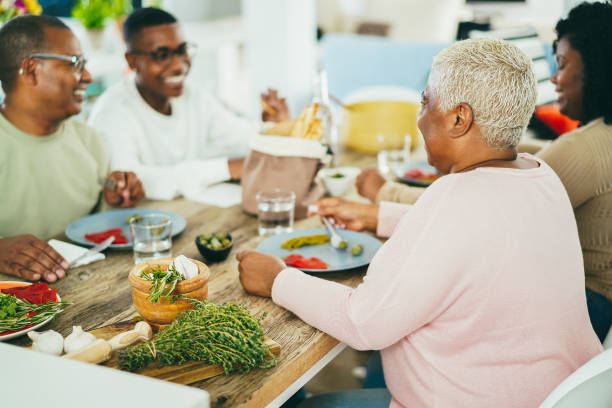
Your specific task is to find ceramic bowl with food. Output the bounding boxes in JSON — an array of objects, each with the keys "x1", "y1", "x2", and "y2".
[
  {"x1": 195, "y1": 232, "x2": 233, "y2": 262},
  {"x1": 128, "y1": 257, "x2": 210, "y2": 326},
  {"x1": 318, "y1": 167, "x2": 361, "y2": 197}
]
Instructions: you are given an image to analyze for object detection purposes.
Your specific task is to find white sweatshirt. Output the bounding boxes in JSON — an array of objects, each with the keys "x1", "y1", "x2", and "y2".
[{"x1": 88, "y1": 76, "x2": 258, "y2": 200}]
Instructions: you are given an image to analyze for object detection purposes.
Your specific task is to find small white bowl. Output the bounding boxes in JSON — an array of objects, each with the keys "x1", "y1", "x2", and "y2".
[{"x1": 318, "y1": 167, "x2": 361, "y2": 197}]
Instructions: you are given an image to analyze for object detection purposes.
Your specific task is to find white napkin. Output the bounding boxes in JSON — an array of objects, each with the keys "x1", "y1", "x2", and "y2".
[
  {"x1": 48, "y1": 239, "x2": 105, "y2": 268},
  {"x1": 185, "y1": 183, "x2": 242, "y2": 208}
]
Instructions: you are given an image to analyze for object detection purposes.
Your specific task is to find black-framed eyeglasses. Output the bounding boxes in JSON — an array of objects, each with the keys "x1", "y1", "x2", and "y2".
[
  {"x1": 29, "y1": 53, "x2": 87, "y2": 74},
  {"x1": 128, "y1": 42, "x2": 197, "y2": 66}
]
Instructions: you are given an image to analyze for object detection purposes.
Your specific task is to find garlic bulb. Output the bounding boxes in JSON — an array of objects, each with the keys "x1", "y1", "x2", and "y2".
[
  {"x1": 170, "y1": 255, "x2": 198, "y2": 280},
  {"x1": 28, "y1": 330, "x2": 64, "y2": 356},
  {"x1": 63, "y1": 326, "x2": 97, "y2": 354}
]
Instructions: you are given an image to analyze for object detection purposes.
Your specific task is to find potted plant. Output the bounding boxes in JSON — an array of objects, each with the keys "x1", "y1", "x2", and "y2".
[
  {"x1": 1, "y1": 0, "x2": 42, "y2": 24},
  {"x1": 71, "y1": 0, "x2": 113, "y2": 48}
]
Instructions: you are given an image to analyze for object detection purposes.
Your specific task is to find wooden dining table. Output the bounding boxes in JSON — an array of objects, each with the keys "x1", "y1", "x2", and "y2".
[{"x1": 2, "y1": 151, "x2": 380, "y2": 407}]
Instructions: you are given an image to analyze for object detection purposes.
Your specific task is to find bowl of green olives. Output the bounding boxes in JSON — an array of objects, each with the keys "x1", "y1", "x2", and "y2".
[{"x1": 195, "y1": 232, "x2": 233, "y2": 262}]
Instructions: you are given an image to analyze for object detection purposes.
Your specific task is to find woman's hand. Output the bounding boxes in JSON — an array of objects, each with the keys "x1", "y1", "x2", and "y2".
[
  {"x1": 236, "y1": 250, "x2": 286, "y2": 297},
  {"x1": 356, "y1": 168, "x2": 386, "y2": 202},
  {"x1": 311, "y1": 198, "x2": 379, "y2": 232}
]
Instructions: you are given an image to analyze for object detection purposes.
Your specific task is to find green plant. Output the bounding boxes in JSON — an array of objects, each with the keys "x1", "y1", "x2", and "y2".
[
  {"x1": 110, "y1": 0, "x2": 132, "y2": 19},
  {"x1": 118, "y1": 300, "x2": 277, "y2": 374},
  {"x1": 72, "y1": 0, "x2": 113, "y2": 29},
  {"x1": 140, "y1": 264, "x2": 185, "y2": 304}
]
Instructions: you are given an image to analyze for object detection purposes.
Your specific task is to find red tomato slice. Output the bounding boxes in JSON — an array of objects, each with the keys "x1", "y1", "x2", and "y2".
[
  {"x1": 404, "y1": 168, "x2": 425, "y2": 179},
  {"x1": 283, "y1": 254, "x2": 329, "y2": 269},
  {"x1": 85, "y1": 228, "x2": 128, "y2": 244}
]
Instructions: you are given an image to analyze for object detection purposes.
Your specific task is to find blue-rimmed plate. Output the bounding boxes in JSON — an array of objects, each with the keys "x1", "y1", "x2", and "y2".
[
  {"x1": 256, "y1": 228, "x2": 382, "y2": 273},
  {"x1": 394, "y1": 161, "x2": 441, "y2": 187},
  {"x1": 65, "y1": 209, "x2": 186, "y2": 250}
]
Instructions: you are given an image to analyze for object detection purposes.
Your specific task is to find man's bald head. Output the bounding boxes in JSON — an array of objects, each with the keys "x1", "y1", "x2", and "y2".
[{"x1": 0, "y1": 15, "x2": 70, "y2": 93}]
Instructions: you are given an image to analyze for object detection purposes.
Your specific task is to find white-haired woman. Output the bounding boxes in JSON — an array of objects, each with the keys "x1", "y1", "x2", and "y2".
[{"x1": 236, "y1": 38, "x2": 601, "y2": 408}]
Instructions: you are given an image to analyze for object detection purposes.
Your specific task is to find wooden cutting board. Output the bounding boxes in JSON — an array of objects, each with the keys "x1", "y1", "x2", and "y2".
[{"x1": 90, "y1": 320, "x2": 281, "y2": 385}]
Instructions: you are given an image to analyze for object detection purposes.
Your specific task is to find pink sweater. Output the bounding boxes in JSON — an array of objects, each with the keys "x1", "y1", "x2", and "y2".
[{"x1": 272, "y1": 155, "x2": 602, "y2": 407}]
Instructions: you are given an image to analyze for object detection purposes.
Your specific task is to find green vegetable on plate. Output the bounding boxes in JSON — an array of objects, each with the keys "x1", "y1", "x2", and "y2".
[{"x1": 351, "y1": 244, "x2": 363, "y2": 256}]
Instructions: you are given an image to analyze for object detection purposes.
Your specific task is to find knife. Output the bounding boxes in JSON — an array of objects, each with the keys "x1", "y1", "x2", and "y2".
[{"x1": 70, "y1": 235, "x2": 115, "y2": 267}]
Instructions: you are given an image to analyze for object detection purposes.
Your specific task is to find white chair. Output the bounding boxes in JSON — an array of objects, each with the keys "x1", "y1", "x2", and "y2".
[
  {"x1": 602, "y1": 326, "x2": 612, "y2": 349},
  {"x1": 539, "y1": 348, "x2": 612, "y2": 408}
]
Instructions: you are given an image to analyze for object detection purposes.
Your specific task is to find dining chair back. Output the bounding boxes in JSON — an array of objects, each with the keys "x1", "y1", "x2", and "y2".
[{"x1": 538, "y1": 348, "x2": 612, "y2": 408}]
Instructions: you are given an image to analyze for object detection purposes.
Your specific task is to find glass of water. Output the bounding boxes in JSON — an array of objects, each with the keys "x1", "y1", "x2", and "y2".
[
  {"x1": 377, "y1": 134, "x2": 411, "y2": 176},
  {"x1": 256, "y1": 189, "x2": 295, "y2": 236},
  {"x1": 129, "y1": 214, "x2": 172, "y2": 264}
]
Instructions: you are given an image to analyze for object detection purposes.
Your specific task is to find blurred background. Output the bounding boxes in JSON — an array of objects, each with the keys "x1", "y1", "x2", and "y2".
[{"x1": 4, "y1": 0, "x2": 592, "y2": 121}]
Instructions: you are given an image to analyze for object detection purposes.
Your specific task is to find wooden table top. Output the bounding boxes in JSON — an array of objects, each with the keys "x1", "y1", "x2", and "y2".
[{"x1": 2, "y1": 150, "x2": 379, "y2": 407}]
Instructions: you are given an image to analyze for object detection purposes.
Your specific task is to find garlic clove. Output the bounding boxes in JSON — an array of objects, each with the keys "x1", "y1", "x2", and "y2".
[
  {"x1": 170, "y1": 255, "x2": 198, "y2": 280},
  {"x1": 28, "y1": 330, "x2": 64, "y2": 356},
  {"x1": 64, "y1": 325, "x2": 97, "y2": 354}
]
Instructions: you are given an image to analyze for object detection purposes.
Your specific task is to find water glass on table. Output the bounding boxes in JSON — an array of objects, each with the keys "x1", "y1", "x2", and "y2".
[
  {"x1": 377, "y1": 133, "x2": 411, "y2": 176},
  {"x1": 256, "y1": 189, "x2": 295, "y2": 236},
  {"x1": 129, "y1": 214, "x2": 173, "y2": 264}
]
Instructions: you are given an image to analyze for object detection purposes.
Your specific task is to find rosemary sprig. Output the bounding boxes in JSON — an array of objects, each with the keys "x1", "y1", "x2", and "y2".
[
  {"x1": 118, "y1": 300, "x2": 277, "y2": 374},
  {"x1": 140, "y1": 264, "x2": 185, "y2": 303},
  {"x1": 0, "y1": 293, "x2": 71, "y2": 333}
]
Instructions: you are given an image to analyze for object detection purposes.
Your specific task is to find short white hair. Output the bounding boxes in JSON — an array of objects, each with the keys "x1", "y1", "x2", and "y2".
[{"x1": 430, "y1": 38, "x2": 537, "y2": 148}]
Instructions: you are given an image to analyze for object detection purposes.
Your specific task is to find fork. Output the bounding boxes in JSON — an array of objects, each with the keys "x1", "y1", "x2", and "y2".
[{"x1": 322, "y1": 217, "x2": 348, "y2": 249}]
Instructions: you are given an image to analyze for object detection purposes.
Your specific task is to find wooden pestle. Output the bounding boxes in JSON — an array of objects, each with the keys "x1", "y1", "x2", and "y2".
[
  {"x1": 64, "y1": 321, "x2": 153, "y2": 364},
  {"x1": 107, "y1": 321, "x2": 152, "y2": 351}
]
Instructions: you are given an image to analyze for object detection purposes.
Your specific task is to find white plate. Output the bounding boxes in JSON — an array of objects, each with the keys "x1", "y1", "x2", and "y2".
[{"x1": 0, "y1": 281, "x2": 62, "y2": 341}]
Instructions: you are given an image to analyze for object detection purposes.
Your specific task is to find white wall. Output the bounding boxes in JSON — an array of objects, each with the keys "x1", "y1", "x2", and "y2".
[{"x1": 242, "y1": 0, "x2": 317, "y2": 121}]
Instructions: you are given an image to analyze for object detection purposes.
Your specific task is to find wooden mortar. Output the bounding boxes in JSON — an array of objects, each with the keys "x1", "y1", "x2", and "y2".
[{"x1": 128, "y1": 257, "x2": 210, "y2": 327}]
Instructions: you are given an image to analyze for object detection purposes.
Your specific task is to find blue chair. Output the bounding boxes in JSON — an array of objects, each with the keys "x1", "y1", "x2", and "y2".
[{"x1": 320, "y1": 33, "x2": 450, "y2": 100}]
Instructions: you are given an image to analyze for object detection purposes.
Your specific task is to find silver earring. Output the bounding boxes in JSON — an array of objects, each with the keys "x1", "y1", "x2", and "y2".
[{"x1": 18, "y1": 68, "x2": 24, "y2": 75}]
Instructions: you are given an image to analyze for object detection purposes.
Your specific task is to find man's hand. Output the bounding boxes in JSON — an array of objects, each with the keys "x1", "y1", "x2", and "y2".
[
  {"x1": 261, "y1": 88, "x2": 289, "y2": 123},
  {"x1": 310, "y1": 197, "x2": 380, "y2": 232},
  {"x1": 104, "y1": 171, "x2": 145, "y2": 208},
  {"x1": 236, "y1": 250, "x2": 286, "y2": 297},
  {"x1": 356, "y1": 168, "x2": 387, "y2": 202},
  {"x1": 228, "y1": 158, "x2": 244, "y2": 180},
  {"x1": 0, "y1": 235, "x2": 69, "y2": 282}
]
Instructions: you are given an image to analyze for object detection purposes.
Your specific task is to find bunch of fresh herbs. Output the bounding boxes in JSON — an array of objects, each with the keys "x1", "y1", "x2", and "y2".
[
  {"x1": 0, "y1": 293, "x2": 71, "y2": 332},
  {"x1": 118, "y1": 300, "x2": 277, "y2": 374},
  {"x1": 140, "y1": 264, "x2": 185, "y2": 304}
]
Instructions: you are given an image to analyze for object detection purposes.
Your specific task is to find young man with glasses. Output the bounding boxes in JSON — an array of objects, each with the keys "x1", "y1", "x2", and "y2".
[
  {"x1": 0, "y1": 15, "x2": 144, "y2": 283},
  {"x1": 88, "y1": 8, "x2": 288, "y2": 201}
]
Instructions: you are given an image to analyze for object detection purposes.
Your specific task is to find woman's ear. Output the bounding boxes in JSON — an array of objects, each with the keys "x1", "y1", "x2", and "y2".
[{"x1": 448, "y1": 102, "x2": 474, "y2": 139}]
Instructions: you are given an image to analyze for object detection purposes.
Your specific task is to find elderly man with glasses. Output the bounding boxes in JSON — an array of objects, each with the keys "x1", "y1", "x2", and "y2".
[
  {"x1": 88, "y1": 7, "x2": 288, "y2": 201},
  {"x1": 0, "y1": 15, "x2": 144, "y2": 283}
]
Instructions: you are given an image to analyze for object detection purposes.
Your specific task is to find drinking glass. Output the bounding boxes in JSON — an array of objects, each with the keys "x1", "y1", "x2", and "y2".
[
  {"x1": 129, "y1": 214, "x2": 172, "y2": 264},
  {"x1": 377, "y1": 134, "x2": 411, "y2": 176},
  {"x1": 256, "y1": 189, "x2": 296, "y2": 236}
]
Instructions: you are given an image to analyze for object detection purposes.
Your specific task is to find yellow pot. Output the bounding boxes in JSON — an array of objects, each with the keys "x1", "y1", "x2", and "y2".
[
  {"x1": 341, "y1": 101, "x2": 420, "y2": 154},
  {"x1": 128, "y1": 257, "x2": 210, "y2": 326}
]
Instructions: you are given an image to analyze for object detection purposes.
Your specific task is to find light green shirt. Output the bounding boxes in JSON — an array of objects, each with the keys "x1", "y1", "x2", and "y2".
[{"x1": 0, "y1": 114, "x2": 110, "y2": 239}]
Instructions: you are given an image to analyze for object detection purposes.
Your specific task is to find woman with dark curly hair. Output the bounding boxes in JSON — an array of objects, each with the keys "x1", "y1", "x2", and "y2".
[{"x1": 538, "y1": 1, "x2": 612, "y2": 343}]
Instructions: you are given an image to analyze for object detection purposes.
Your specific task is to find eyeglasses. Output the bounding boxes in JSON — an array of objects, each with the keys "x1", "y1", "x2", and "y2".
[
  {"x1": 29, "y1": 53, "x2": 87, "y2": 74},
  {"x1": 128, "y1": 42, "x2": 197, "y2": 66}
]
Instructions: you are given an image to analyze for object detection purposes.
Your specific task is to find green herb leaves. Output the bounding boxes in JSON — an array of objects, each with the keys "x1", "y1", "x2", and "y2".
[
  {"x1": 0, "y1": 293, "x2": 71, "y2": 333},
  {"x1": 141, "y1": 264, "x2": 185, "y2": 304},
  {"x1": 118, "y1": 300, "x2": 277, "y2": 375},
  {"x1": 0, "y1": 293, "x2": 18, "y2": 320}
]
